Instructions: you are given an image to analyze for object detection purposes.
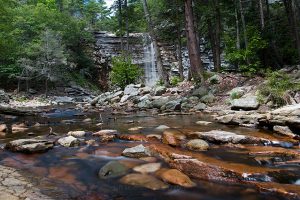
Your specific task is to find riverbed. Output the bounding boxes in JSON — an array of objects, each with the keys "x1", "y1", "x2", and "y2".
[{"x1": 0, "y1": 106, "x2": 299, "y2": 200}]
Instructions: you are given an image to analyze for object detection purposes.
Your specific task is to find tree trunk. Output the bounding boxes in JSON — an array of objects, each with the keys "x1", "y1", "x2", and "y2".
[
  {"x1": 118, "y1": 0, "x2": 123, "y2": 51},
  {"x1": 283, "y1": 0, "x2": 300, "y2": 61},
  {"x1": 235, "y1": 1, "x2": 240, "y2": 50},
  {"x1": 207, "y1": 19, "x2": 218, "y2": 72},
  {"x1": 125, "y1": 0, "x2": 129, "y2": 52},
  {"x1": 184, "y1": 0, "x2": 204, "y2": 83},
  {"x1": 238, "y1": 0, "x2": 248, "y2": 49},
  {"x1": 213, "y1": 0, "x2": 221, "y2": 72},
  {"x1": 259, "y1": 0, "x2": 265, "y2": 29},
  {"x1": 176, "y1": 33, "x2": 184, "y2": 79},
  {"x1": 142, "y1": 0, "x2": 169, "y2": 85}
]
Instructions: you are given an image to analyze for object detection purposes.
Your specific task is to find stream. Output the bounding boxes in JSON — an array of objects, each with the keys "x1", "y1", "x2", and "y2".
[{"x1": 0, "y1": 106, "x2": 299, "y2": 200}]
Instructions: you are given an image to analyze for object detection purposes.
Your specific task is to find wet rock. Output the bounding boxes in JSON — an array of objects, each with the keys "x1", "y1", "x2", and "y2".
[
  {"x1": 152, "y1": 96, "x2": 170, "y2": 109},
  {"x1": 67, "y1": 131, "x2": 86, "y2": 137},
  {"x1": 122, "y1": 144, "x2": 151, "y2": 158},
  {"x1": 137, "y1": 99, "x2": 152, "y2": 109},
  {"x1": 192, "y1": 86, "x2": 208, "y2": 98},
  {"x1": 273, "y1": 125, "x2": 298, "y2": 139},
  {"x1": 118, "y1": 134, "x2": 148, "y2": 142},
  {"x1": 85, "y1": 139, "x2": 97, "y2": 146},
  {"x1": 128, "y1": 127, "x2": 143, "y2": 131},
  {"x1": 156, "y1": 168, "x2": 196, "y2": 188},
  {"x1": 154, "y1": 125, "x2": 170, "y2": 131},
  {"x1": 12, "y1": 123, "x2": 28, "y2": 133},
  {"x1": 154, "y1": 86, "x2": 166, "y2": 96},
  {"x1": 133, "y1": 163, "x2": 161, "y2": 174},
  {"x1": 124, "y1": 84, "x2": 139, "y2": 96},
  {"x1": 99, "y1": 134, "x2": 115, "y2": 142},
  {"x1": 0, "y1": 124, "x2": 7, "y2": 132},
  {"x1": 119, "y1": 173, "x2": 168, "y2": 190},
  {"x1": 139, "y1": 157, "x2": 158, "y2": 162},
  {"x1": 57, "y1": 136, "x2": 80, "y2": 147},
  {"x1": 200, "y1": 93, "x2": 215, "y2": 103},
  {"x1": 231, "y1": 96, "x2": 260, "y2": 111},
  {"x1": 93, "y1": 130, "x2": 118, "y2": 136},
  {"x1": 162, "y1": 129, "x2": 186, "y2": 146},
  {"x1": 196, "y1": 121, "x2": 212, "y2": 125},
  {"x1": 139, "y1": 86, "x2": 151, "y2": 95},
  {"x1": 165, "y1": 100, "x2": 181, "y2": 111},
  {"x1": 186, "y1": 139, "x2": 209, "y2": 151},
  {"x1": 54, "y1": 96, "x2": 74, "y2": 104},
  {"x1": 0, "y1": 90, "x2": 10, "y2": 103},
  {"x1": 120, "y1": 94, "x2": 130, "y2": 103},
  {"x1": 193, "y1": 130, "x2": 269, "y2": 144},
  {"x1": 147, "y1": 134, "x2": 162, "y2": 140},
  {"x1": 193, "y1": 103, "x2": 206, "y2": 111},
  {"x1": 5, "y1": 139, "x2": 54, "y2": 153},
  {"x1": 98, "y1": 161, "x2": 128, "y2": 179}
]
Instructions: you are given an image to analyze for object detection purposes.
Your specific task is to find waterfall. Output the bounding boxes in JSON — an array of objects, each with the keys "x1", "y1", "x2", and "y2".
[{"x1": 143, "y1": 35, "x2": 159, "y2": 86}]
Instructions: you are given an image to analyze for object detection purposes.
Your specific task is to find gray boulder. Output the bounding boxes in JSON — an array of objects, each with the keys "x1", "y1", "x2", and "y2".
[
  {"x1": 194, "y1": 103, "x2": 207, "y2": 111},
  {"x1": 165, "y1": 100, "x2": 181, "y2": 111},
  {"x1": 192, "y1": 87, "x2": 208, "y2": 98},
  {"x1": 200, "y1": 93, "x2": 215, "y2": 103},
  {"x1": 186, "y1": 139, "x2": 209, "y2": 151},
  {"x1": 152, "y1": 96, "x2": 170, "y2": 109},
  {"x1": 122, "y1": 144, "x2": 151, "y2": 158},
  {"x1": 138, "y1": 99, "x2": 153, "y2": 109},
  {"x1": 231, "y1": 96, "x2": 260, "y2": 110},
  {"x1": 57, "y1": 136, "x2": 80, "y2": 147},
  {"x1": 98, "y1": 161, "x2": 129, "y2": 179},
  {"x1": 154, "y1": 86, "x2": 166, "y2": 96},
  {"x1": 124, "y1": 84, "x2": 139, "y2": 96},
  {"x1": 5, "y1": 139, "x2": 54, "y2": 153}
]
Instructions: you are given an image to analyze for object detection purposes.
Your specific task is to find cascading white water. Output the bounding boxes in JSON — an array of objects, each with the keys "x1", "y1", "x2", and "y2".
[{"x1": 143, "y1": 35, "x2": 159, "y2": 86}]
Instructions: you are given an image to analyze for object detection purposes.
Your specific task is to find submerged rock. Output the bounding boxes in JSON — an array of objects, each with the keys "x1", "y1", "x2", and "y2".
[
  {"x1": 98, "y1": 161, "x2": 129, "y2": 179},
  {"x1": 57, "y1": 136, "x2": 80, "y2": 147},
  {"x1": 162, "y1": 129, "x2": 186, "y2": 147},
  {"x1": 133, "y1": 163, "x2": 161, "y2": 174},
  {"x1": 122, "y1": 144, "x2": 151, "y2": 158},
  {"x1": 120, "y1": 173, "x2": 168, "y2": 190},
  {"x1": 195, "y1": 121, "x2": 212, "y2": 125},
  {"x1": 67, "y1": 131, "x2": 86, "y2": 137},
  {"x1": 118, "y1": 134, "x2": 148, "y2": 142},
  {"x1": 231, "y1": 96, "x2": 260, "y2": 110},
  {"x1": 5, "y1": 139, "x2": 54, "y2": 153},
  {"x1": 186, "y1": 139, "x2": 209, "y2": 151},
  {"x1": 154, "y1": 125, "x2": 170, "y2": 131},
  {"x1": 93, "y1": 130, "x2": 118, "y2": 136},
  {"x1": 156, "y1": 168, "x2": 196, "y2": 188}
]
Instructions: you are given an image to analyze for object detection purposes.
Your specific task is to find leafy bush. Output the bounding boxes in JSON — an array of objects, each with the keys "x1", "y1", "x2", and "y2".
[
  {"x1": 110, "y1": 56, "x2": 142, "y2": 89},
  {"x1": 224, "y1": 26, "x2": 267, "y2": 75},
  {"x1": 258, "y1": 71, "x2": 300, "y2": 106},
  {"x1": 170, "y1": 76, "x2": 181, "y2": 86},
  {"x1": 230, "y1": 91, "x2": 242, "y2": 100}
]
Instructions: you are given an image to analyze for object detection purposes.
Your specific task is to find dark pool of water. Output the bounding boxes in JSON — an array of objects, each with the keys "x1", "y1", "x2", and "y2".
[{"x1": 0, "y1": 106, "x2": 299, "y2": 200}]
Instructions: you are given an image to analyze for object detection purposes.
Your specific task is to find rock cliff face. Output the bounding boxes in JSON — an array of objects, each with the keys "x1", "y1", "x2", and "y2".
[{"x1": 93, "y1": 31, "x2": 217, "y2": 89}]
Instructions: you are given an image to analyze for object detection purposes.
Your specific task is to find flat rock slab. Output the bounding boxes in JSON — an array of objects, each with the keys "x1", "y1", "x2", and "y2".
[
  {"x1": 5, "y1": 139, "x2": 54, "y2": 153},
  {"x1": 133, "y1": 163, "x2": 161, "y2": 174},
  {"x1": 193, "y1": 130, "x2": 269, "y2": 144},
  {"x1": 57, "y1": 136, "x2": 80, "y2": 147}
]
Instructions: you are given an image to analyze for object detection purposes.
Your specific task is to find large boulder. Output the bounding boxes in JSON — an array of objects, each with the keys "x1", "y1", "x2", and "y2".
[
  {"x1": 57, "y1": 136, "x2": 80, "y2": 147},
  {"x1": 200, "y1": 93, "x2": 215, "y2": 103},
  {"x1": 152, "y1": 96, "x2": 170, "y2": 109},
  {"x1": 193, "y1": 103, "x2": 207, "y2": 111},
  {"x1": 192, "y1": 87, "x2": 208, "y2": 98},
  {"x1": 124, "y1": 84, "x2": 139, "y2": 96},
  {"x1": 231, "y1": 96, "x2": 260, "y2": 110},
  {"x1": 0, "y1": 90, "x2": 10, "y2": 103},
  {"x1": 154, "y1": 86, "x2": 166, "y2": 96},
  {"x1": 98, "y1": 161, "x2": 128, "y2": 179},
  {"x1": 137, "y1": 99, "x2": 153, "y2": 109},
  {"x1": 119, "y1": 173, "x2": 168, "y2": 190},
  {"x1": 5, "y1": 139, "x2": 54, "y2": 153},
  {"x1": 164, "y1": 100, "x2": 181, "y2": 111}
]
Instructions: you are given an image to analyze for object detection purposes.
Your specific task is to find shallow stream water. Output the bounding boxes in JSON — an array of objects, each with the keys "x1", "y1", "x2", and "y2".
[{"x1": 0, "y1": 106, "x2": 299, "y2": 200}]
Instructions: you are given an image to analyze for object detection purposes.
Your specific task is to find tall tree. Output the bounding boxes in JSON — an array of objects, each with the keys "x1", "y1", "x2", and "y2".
[
  {"x1": 141, "y1": 0, "x2": 168, "y2": 85},
  {"x1": 184, "y1": 0, "x2": 204, "y2": 83}
]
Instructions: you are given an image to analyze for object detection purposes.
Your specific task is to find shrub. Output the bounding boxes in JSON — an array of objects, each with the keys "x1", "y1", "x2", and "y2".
[
  {"x1": 170, "y1": 76, "x2": 181, "y2": 86},
  {"x1": 110, "y1": 56, "x2": 142, "y2": 89},
  {"x1": 258, "y1": 71, "x2": 300, "y2": 106}
]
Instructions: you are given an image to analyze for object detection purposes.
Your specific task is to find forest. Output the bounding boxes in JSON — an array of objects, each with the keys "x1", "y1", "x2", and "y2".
[{"x1": 0, "y1": 1, "x2": 300, "y2": 200}]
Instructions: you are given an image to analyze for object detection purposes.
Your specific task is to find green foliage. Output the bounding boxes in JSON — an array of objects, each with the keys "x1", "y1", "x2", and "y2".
[
  {"x1": 224, "y1": 26, "x2": 267, "y2": 75},
  {"x1": 170, "y1": 76, "x2": 181, "y2": 86},
  {"x1": 258, "y1": 71, "x2": 300, "y2": 106},
  {"x1": 110, "y1": 56, "x2": 142, "y2": 89},
  {"x1": 230, "y1": 91, "x2": 242, "y2": 100}
]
